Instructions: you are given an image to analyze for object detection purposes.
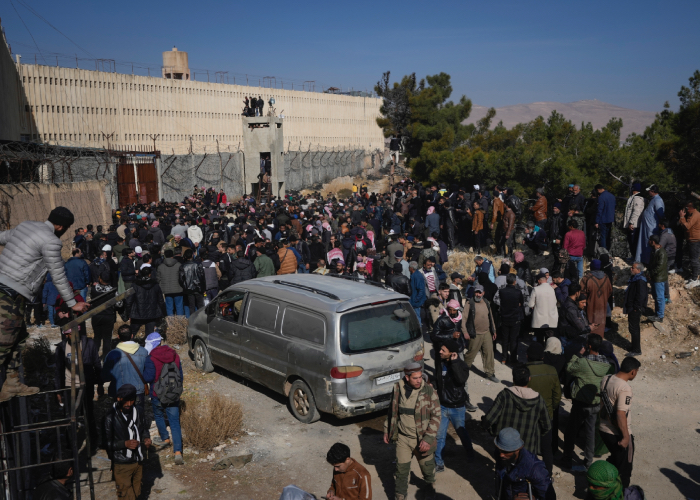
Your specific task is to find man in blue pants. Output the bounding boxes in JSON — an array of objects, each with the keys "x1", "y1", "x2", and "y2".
[{"x1": 434, "y1": 339, "x2": 474, "y2": 473}]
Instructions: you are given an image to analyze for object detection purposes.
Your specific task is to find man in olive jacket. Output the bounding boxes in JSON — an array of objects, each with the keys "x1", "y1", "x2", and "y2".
[
  {"x1": 562, "y1": 334, "x2": 615, "y2": 471},
  {"x1": 647, "y1": 234, "x2": 667, "y2": 323},
  {"x1": 526, "y1": 342, "x2": 561, "y2": 467},
  {"x1": 383, "y1": 362, "x2": 441, "y2": 500}
]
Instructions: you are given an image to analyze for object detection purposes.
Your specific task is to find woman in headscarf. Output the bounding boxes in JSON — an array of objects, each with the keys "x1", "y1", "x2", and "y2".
[
  {"x1": 513, "y1": 251, "x2": 533, "y2": 286},
  {"x1": 543, "y1": 337, "x2": 565, "y2": 380},
  {"x1": 585, "y1": 461, "x2": 645, "y2": 500},
  {"x1": 580, "y1": 259, "x2": 613, "y2": 336},
  {"x1": 425, "y1": 205, "x2": 440, "y2": 239}
]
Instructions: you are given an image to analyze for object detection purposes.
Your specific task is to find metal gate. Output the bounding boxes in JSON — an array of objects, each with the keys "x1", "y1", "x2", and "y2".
[{"x1": 116, "y1": 156, "x2": 158, "y2": 206}]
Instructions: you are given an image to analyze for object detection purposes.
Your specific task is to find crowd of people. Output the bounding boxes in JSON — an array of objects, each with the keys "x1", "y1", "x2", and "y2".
[
  {"x1": 3, "y1": 174, "x2": 691, "y2": 499},
  {"x1": 243, "y1": 95, "x2": 265, "y2": 117}
]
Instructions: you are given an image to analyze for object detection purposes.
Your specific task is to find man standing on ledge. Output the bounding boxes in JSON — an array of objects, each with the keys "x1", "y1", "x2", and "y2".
[
  {"x1": 0, "y1": 207, "x2": 90, "y2": 401},
  {"x1": 384, "y1": 362, "x2": 441, "y2": 500}
]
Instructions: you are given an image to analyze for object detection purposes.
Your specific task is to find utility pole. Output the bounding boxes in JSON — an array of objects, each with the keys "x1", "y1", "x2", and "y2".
[
  {"x1": 217, "y1": 139, "x2": 223, "y2": 190},
  {"x1": 148, "y1": 134, "x2": 160, "y2": 153}
]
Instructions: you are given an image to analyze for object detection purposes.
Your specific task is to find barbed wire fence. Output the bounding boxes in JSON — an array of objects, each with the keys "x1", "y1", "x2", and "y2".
[{"x1": 283, "y1": 145, "x2": 366, "y2": 192}]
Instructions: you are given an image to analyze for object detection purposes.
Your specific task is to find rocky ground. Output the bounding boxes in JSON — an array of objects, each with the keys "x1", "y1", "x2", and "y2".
[{"x1": 22, "y1": 247, "x2": 700, "y2": 500}]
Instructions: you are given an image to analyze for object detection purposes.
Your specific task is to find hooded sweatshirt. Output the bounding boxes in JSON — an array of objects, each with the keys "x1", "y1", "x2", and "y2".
[
  {"x1": 566, "y1": 354, "x2": 615, "y2": 405},
  {"x1": 482, "y1": 386, "x2": 551, "y2": 455},
  {"x1": 143, "y1": 344, "x2": 183, "y2": 398}
]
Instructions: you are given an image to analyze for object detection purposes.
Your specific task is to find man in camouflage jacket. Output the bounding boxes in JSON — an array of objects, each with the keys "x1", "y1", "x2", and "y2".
[{"x1": 383, "y1": 362, "x2": 441, "y2": 500}]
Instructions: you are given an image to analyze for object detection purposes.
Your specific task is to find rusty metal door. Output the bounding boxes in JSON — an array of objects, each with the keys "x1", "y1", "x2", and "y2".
[
  {"x1": 117, "y1": 161, "x2": 158, "y2": 206},
  {"x1": 117, "y1": 164, "x2": 137, "y2": 206},
  {"x1": 137, "y1": 164, "x2": 158, "y2": 204}
]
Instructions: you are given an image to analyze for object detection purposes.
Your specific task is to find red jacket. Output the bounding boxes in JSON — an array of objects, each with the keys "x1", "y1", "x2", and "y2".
[
  {"x1": 563, "y1": 228, "x2": 585, "y2": 257},
  {"x1": 217, "y1": 192, "x2": 227, "y2": 205},
  {"x1": 143, "y1": 345, "x2": 182, "y2": 398}
]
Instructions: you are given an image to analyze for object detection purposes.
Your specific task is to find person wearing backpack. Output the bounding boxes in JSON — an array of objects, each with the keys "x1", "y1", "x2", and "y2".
[{"x1": 143, "y1": 332, "x2": 184, "y2": 465}]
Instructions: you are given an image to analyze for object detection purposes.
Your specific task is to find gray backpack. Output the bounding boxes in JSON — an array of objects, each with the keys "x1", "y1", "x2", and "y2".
[{"x1": 153, "y1": 361, "x2": 183, "y2": 405}]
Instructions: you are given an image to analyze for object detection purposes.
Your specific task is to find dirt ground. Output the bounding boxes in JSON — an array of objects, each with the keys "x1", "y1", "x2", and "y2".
[
  {"x1": 47, "y1": 328, "x2": 695, "y2": 499},
  {"x1": 26, "y1": 249, "x2": 700, "y2": 500}
]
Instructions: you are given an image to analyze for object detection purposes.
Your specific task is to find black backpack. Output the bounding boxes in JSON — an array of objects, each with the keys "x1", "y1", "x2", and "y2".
[
  {"x1": 508, "y1": 195, "x2": 523, "y2": 218},
  {"x1": 153, "y1": 361, "x2": 183, "y2": 405}
]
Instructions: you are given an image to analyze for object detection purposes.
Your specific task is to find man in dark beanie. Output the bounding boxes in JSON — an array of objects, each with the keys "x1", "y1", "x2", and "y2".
[
  {"x1": 325, "y1": 442, "x2": 372, "y2": 500},
  {"x1": 104, "y1": 383, "x2": 151, "y2": 500},
  {"x1": 0, "y1": 206, "x2": 90, "y2": 401}
]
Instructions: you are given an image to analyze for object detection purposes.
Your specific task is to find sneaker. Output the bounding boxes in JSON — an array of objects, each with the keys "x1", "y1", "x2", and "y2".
[
  {"x1": 665, "y1": 298, "x2": 671, "y2": 304},
  {"x1": 487, "y1": 375, "x2": 500, "y2": 383},
  {"x1": 685, "y1": 279, "x2": 700, "y2": 290},
  {"x1": 651, "y1": 316, "x2": 664, "y2": 323},
  {"x1": 626, "y1": 351, "x2": 642, "y2": 357},
  {"x1": 435, "y1": 464, "x2": 445, "y2": 473},
  {"x1": 465, "y1": 400, "x2": 478, "y2": 412},
  {"x1": 153, "y1": 437, "x2": 171, "y2": 446},
  {"x1": 645, "y1": 315, "x2": 659, "y2": 322},
  {"x1": 174, "y1": 452, "x2": 184, "y2": 465}
]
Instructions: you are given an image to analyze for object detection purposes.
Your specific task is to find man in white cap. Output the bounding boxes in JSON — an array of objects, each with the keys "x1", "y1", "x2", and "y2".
[{"x1": 384, "y1": 362, "x2": 440, "y2": 500}]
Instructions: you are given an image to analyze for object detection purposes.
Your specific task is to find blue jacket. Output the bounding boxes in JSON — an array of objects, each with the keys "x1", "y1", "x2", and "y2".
[
  {"x1": 496, "y1": 448, "x2": 555, "y2": 500},
  {"x1": 409, "y1": 270, "x2": 427, "y2": 309},
  {"x1": 554, "y1": 278, "x2": 571, "y2": 305},
  {"x1": 596, "y1": 190, "x2": 616, "y2": 224},
  {"x1": 425, "y1": 213, "x2": 440, "y2": 236},
  {"x1": 42, "y1": 274, "x2": 59, "y2": 307},
  {"x1": 101, "y1": 344, "x2": 149, "y2": 396},
  {"x1": 64, "y1": 257, "x2": 91, "y2": 290}
]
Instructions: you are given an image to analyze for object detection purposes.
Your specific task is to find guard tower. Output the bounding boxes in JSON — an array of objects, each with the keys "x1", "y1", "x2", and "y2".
[
  {"x1": 242, "y1": 115, "x2": 284, "y2": 199},
  {"x1": 162, "y1": 47, "x2": 190, "y2": 80}
]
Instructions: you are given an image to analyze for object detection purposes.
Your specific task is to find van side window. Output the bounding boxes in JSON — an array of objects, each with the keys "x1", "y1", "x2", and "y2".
[
  {"x1": 282, "y1": 308, "x2": 326, "y2": 345},
  {"x1": 217, "y1": 292, "x2": 245, "y2": 323},
  {"x1": 245, "y1": 297, "x2": 279, "y2": 332}
]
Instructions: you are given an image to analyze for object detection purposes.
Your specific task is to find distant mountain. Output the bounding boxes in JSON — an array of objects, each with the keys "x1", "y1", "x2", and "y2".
[{"x1": 463, "y1": 99, "x2": 658, "y2": 139}]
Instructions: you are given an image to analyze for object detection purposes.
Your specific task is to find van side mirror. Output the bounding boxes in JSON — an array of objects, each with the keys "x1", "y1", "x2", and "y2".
[{"x1": 206, "y1": 301, "x2": 217, "y2": 320}]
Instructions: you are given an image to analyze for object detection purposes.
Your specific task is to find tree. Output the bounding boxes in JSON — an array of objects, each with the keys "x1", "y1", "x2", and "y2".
[{"x1": 374, "y1": 72, "x2": 422, "y2": 139}]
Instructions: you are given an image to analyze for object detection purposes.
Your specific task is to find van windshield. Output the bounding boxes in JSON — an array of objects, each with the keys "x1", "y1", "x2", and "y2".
[{"x1": 339, "y1": 303, "x2": 421, "y2": 354}]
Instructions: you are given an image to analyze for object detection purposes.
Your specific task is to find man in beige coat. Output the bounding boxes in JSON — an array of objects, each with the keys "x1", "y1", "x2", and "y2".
[{"x1": 528, "y1": 273, "x2": 559, "y2": 344}]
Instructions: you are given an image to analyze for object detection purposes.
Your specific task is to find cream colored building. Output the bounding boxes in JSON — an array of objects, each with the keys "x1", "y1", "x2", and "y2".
[{"x1": 1, "y1": 23, "x2": 385, "y2": 155}]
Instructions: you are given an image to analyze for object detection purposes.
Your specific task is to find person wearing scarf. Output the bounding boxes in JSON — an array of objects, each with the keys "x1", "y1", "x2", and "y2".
[
  {"x1": 104, "y1": 383, "x2": 151, "y2": 500},
  {"x1": 585, "y1": 461, "x2": 645, "y2": 500}
]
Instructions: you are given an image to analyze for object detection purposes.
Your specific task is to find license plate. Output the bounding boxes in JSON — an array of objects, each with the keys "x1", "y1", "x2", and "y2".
[{"x1": 376, "y1": 372, "x2": 402, "y2": 385}]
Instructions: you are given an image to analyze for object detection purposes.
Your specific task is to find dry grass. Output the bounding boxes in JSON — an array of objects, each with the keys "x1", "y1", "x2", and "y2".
[
  {"x1": 180, "y1": 393, "x2": 244, "y2": 451},
  {"x1": 164, "y1": 316, "x2": 189, "y2": 345}
]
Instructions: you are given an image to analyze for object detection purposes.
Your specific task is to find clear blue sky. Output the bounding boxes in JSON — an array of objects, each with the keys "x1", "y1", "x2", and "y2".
[{"x1": 3, "y1": 0, "x2": 698, "y2": 112}]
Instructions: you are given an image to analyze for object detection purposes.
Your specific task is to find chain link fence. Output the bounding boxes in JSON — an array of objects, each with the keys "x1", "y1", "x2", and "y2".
[{"x1": 283, "y1": 148, "x2": 365, "y2": 192}]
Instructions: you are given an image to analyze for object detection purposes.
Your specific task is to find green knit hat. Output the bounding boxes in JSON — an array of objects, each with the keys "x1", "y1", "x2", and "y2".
[{"x1": 586, "y1": 461, "x2": 623, "y2": 500}]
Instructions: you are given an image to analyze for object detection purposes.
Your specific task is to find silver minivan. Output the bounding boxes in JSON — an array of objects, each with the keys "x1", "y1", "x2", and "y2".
[{"x1": 186, "y1": 274, "x2": 424, "y2": 423}]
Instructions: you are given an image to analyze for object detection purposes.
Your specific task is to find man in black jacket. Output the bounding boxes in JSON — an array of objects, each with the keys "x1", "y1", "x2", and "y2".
[
  {"x1": 90, "y1": 270, "x2": 120, "y2": 360},
  {"x1": 231, "y1": 250, "x2": 257, "y2": 285},
  {"x1": 430, "y1": 299, "x2": 466, "y2": 354},
  {"x1": 386, "y1": 263, "x2": 411, "y2": 296},
  {"x1": 624, "y1": 262, "x2": 648, "y2": 356},
  {"x1": 179, "y1": 249, "x2": 205, "y2": 317},
  {"x1": 54, "y1": 300, "x2": 102, "y2": 445},
  {"x1": 119, "y1": 248, "x2": 137, "y2": 289},
  {"x1": 33, "y1": 461, "x2": 73, "y2": 500},
  {"x1": 497, "y1": 274, "x2": 524, "y2": 365},
  {"x1": 104, "y1": 384, "x2": 151, "y2": 500},
  {"x1": 434, "y1": 339, "x2": 474, "y2": 473}
]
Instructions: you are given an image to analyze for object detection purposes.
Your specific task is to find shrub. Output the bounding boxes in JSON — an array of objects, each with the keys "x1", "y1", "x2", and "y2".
[
  {"x1": 180, "y1": 393, "x2": 243, "y2": 451},
  {"x1": 164, "y1": 316, "x2": 188, "y2": 345}
]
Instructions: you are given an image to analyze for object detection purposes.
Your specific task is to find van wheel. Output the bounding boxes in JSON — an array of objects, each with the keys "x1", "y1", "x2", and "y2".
[
  {"x1": 288, "y1": 379, "x2": 321, "y2": 423},
  {"x1": 193, "y1": 339, "x2": 214, "y2": 373}
]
